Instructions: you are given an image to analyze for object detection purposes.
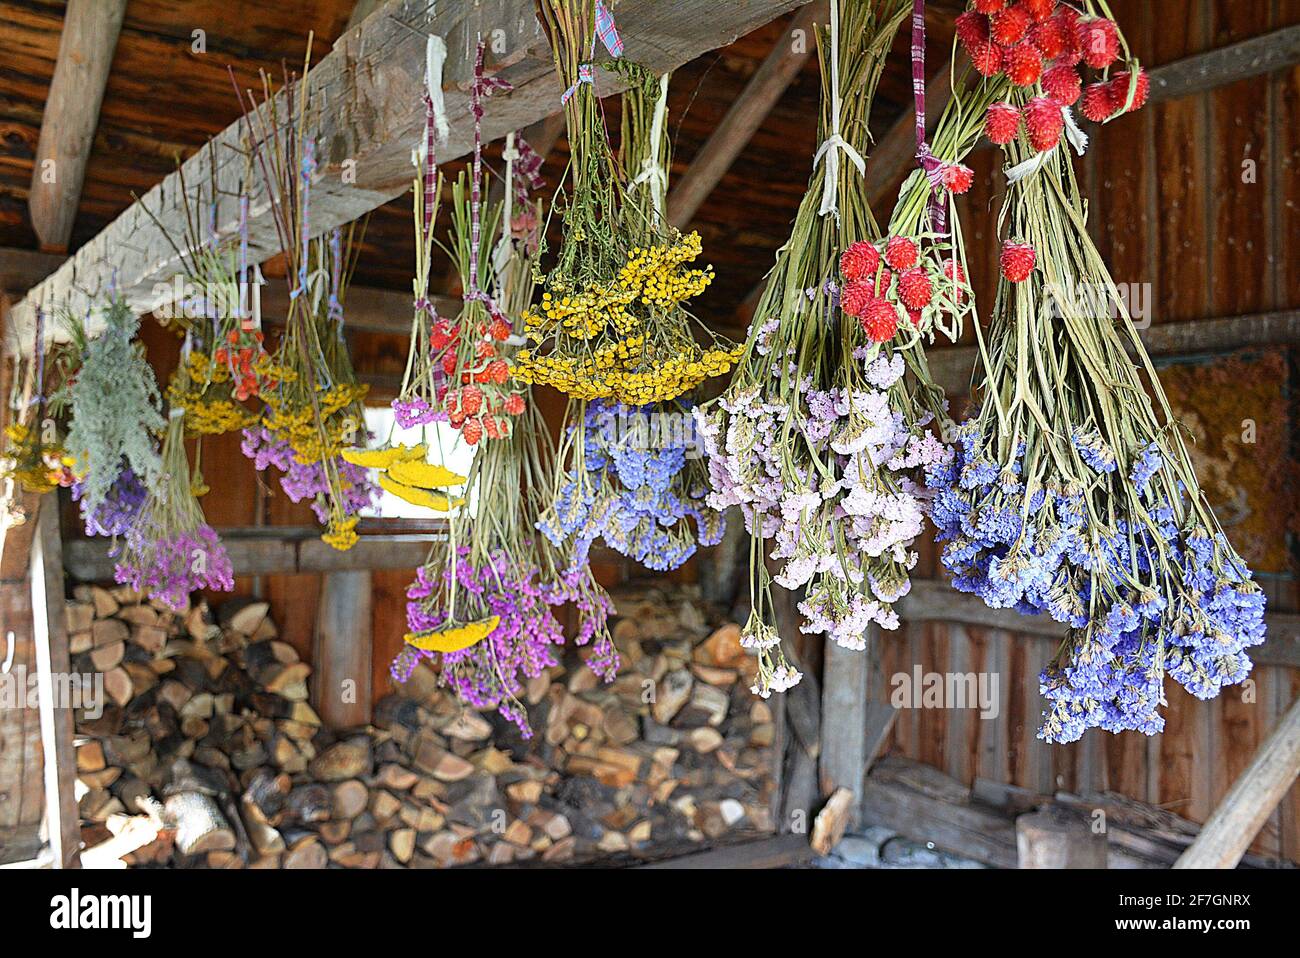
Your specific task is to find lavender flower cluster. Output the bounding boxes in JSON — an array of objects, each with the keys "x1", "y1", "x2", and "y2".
[
  {"x1": 241, "y1": 426, "x2": 377, "y2": 524},
  {"x1": 72, "y1": 465, "x2": 146, "y2": 538},
  {"x1": 392, "y1": 396, "x2": 447, "y2": 429},
  {"x1": 538, "y1": 399, "x2": 725, "y2": 573},
  {"x1": 393, "y1": 550, "x2": 566, "y2": 737},
  {"x1": 696, "y1": 352, "x2": 947, "y2": 655},
  {"x1": 114, "y1": 524, "x2": 234, "y2": 613},
  {"x1": 927, "y1": 419, "x2": 1267, "y2": 743}
]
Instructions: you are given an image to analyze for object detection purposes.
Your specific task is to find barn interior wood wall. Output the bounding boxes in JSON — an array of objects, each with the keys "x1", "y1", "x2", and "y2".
[
  {"x1": 877, "y1": 0, "x2": 1300, "y2": 863},
  {"x1": 42, "y1": 0, "x2": 1300, "y2": 863}
]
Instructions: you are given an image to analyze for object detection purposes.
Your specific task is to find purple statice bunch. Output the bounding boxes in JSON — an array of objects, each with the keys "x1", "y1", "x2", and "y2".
[
  {"x1": 392, "y1": 396, "x2": 447, "y2": 429},
  {"x1": 696, "y1": 352, "x2": 947, "y2": 671},
  {"x1": 538, "y1": 399, "x2": 725, "y2": 573},
  {"x1": 241, "y1": 426, "x2": 378, "y2": 524},
  {"x1": 926, "y1": 417, "x2": 1266, "y2": 744},
  {"x1": 541, "y1": 564, "x2": 619, "y2": 681},
  {"x1": 114, "y1": 524, "x2": 234, "y2": 612},
  {"x1": 72, "y1": 465, "x2": 146, "y2": 538},
  {"x1": 393, "y1": 549, "x2": 565, "y2": 738}
]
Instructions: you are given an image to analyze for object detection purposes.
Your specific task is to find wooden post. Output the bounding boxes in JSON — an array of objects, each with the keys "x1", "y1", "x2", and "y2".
[
  {"x1": 819, "y1": 634, "x2": 871, "y2": 826},
  {"x1": 1016, "y1": 806, "x2": 1108, "y2": 868},
  {"x1": 1174, "y1": 695, "x2": 1300, "y2": 869},
  {"x1": 27, "y1": 0, "x2": 128, "y2": 251},
  {"x1": 312, "y1": 570, "x2": 373, "y2": 730},
  {"x1": 28, "y1": 498, "x2": 80, "y2": 867}
]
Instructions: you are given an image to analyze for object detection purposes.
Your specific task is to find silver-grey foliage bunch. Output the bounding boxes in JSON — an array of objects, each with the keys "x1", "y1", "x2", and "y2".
[{"x1": 61, "y1": 297, "x2": 165, "y2": 512}]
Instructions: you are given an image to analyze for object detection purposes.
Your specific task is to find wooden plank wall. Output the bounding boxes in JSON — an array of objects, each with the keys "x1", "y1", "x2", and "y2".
[{"x1": 883, "y1": 0, "x2": 1300, "y2": 864}]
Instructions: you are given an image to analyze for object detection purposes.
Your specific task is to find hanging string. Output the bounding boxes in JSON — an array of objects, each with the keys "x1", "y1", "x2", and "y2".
[
  {"x1": 464, "y1": 38, "x2": 512, "y2": 320},
  {"x1": 327, "y1": 226, "x2": 344, "y2": 332},
  {"x1": 415, "y1": 35, "x2": 448, "y2": 321},
  {"x1": 31, "y1": 306, "x2": 46, "y2": 410},
  {"x1": 492, "y1": 132, "x2": 518, "y2": 283},
  {"x1": 629, "y1": 72, "x2": 671, "y2": 221},
  {"x1": 290, "y1": 140, "x2": 315, "y2": 301},
  {"x1": 813, "y1": 1, "x2": 865, "y2": 219}
]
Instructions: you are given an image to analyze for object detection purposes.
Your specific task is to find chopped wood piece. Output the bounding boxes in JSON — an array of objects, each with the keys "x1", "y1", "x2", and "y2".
[{"x1": 810, "y1": 788, "x2": 855, "y2": 857}]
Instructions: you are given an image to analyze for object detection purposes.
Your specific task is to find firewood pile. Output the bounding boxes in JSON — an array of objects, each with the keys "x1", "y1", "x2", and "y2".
[{"x1": 69, "y1": 580, "x2": 777, "y2": 868}]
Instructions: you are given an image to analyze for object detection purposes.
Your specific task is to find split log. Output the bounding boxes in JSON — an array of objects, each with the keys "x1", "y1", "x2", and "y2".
[{"x1": 164, "y1": 792, "x2": 235, "y2": 856}]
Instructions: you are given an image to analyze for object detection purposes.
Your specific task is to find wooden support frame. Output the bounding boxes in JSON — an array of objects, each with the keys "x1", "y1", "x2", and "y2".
[
  {"x1": 1174, "y1": 696, "x2": 1300, "y2": 869},
  {"x1": 28, "y1": 500, "x2": 80, "y2": 868},
  {"x1": 313, "y1": 570, "x2": 374, "y2": 729},
  {"x1": 8, "y1": 0, "x2": 813, "y2": 356},
  {"x1": 667, "y1": 1, "x2": 827, "y2": 229},
  {"x1": 26, "y1": 0, "x2": 128, "y2": 252}
]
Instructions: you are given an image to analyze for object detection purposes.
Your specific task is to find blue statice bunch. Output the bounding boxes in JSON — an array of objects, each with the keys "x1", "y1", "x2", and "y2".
[
  {"x1": 538, "y1": 399, "x2": 724, "y2": 572},
  {"x1": 72, "y1": 464, "x2": 147, "y2": 539},
  {"x1": 927, "y1": 418, "x2": 1266, "y2": 744}
]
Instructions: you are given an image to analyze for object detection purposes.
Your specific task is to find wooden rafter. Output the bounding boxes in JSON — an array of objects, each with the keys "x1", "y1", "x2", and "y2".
[
  {"x1": 667, "y1": 1, "x2": 828, "y2": 229},
  {"x1": 9, "y1": 0, "x2": 812, "y2": 358},
  {"x1": 27, "y1": 0, "x2": 128, "y2": 253}
]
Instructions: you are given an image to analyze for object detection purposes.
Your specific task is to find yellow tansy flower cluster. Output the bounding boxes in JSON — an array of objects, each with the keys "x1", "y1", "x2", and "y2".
[
  {"x1": 168, "y1": 354, "x2": 260, "y2": 435},
  {"x1": 261, "y1": 382, "x2": 370, "y2": 465},
  {"x1": 517, "y1": 231, "x2": 738, "y2": 403}
]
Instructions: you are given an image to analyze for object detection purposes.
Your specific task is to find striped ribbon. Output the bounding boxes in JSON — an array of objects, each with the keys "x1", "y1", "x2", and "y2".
[
  {"x1": 911, "y1": 0, "x2": 950, "y2": 233},
  {"x1": 561, "y1": 1, "x2": 623, "y2": 104},
  {"x1": 466, "y1": 39, "x2": 511, "y2": 320},
  {"x1": 328, "y1": 226, "x2": 344, "y2": 331}
]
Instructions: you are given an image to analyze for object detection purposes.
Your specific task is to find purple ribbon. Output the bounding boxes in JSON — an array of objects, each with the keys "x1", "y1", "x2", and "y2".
[
  {"x1": 911, "y1": 0, "x2": 948, "y2": 234},
  {"x1": 468, "y1": 40, "x2": 512, "y2": 307}
]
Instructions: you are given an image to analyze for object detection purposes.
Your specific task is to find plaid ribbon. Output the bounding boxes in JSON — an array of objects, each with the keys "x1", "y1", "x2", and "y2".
[
  {"x1": 512, "y1": 135, "x2": 546, "y2": 204},
  {"x1": 31, "y1": 306, "x2": 45, "y2": 409},
  {"x1": 595, "y1": 0, "x2": 623, "y2": 57}
]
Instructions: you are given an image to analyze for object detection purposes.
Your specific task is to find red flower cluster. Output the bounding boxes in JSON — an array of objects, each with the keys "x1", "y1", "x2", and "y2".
[
  {"x1": 213, "y1": 329, "x2": 266, "y2": 402},
  {"x1": 961, "y1": 1, "x2": 1146, "y2": 152},
  {"x1": 431, "y1": 314, "x2": 525, "y2": 445},
  {"x1": 999, "y1": 240, "x2": 1037, "y2": 283},
  {"x1": 839, "y1": 239, "x2": 969, "y2": 343}
]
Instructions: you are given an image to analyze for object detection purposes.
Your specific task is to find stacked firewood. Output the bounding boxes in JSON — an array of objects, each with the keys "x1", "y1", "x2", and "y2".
[{"x1": 70, "y1": 580, "x2": 776, "y2": 868}]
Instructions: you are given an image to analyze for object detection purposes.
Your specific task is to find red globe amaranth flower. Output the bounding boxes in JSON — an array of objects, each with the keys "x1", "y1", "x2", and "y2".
[
  {"x1": 489, "y1": 317, "x2": 512, "y2": 341},
  {"x1": 485, "y1": 358, "x2": 510, "y2": 385},
  {"x1": 502, "y1": 392, "x2": 526, "y2": 416},
  {"x1": 970, "y1": 41, "x2": 1004, "y2": 77},
  {"x1": 972, "y1": 0, "x2": 1006, "y2": 13},
  {"x1": 460, "y1": 384, "x2": 483, "y2": 415},
  {"x1": 1080, "y1": 81, "x2": 1120, "y2": 122},
  {"x1": 1042, "y1": 63, "x2": 1082, "y2": 106},
  {"x1": 989, "y1": 6, "x2": 1030, "y2": 45},
  {"x1": 941, "y1": 163, "x2": 975, "y2": 194},
  {"x1": 1003, "y1": 43, "x2": 1043, "y2": 86},
  {"x1": 1024, "y1": 96, "x2": 1064, "y2": 152},
  {"x1": 1000, "y1": 241, "x2": 1037, "y2": 282},
  {"x1": 954, "y1": 11, "x2": 989, "y2": 48},
  {"x1": 839, "y1": 241, "x2": 881, "y2": 281},
  {"x1": 430, "y1": 320, "x2": 456, "y2": 350},
  {"x1": 1109, "y1": 68, "x2": 1150, "y2": 113},
  {"x1": 441, "y1": 351, "x2": 459, "y2": 375},
  {"x1": 906, "y1": 307, "x2": 923, "y2": 327},
  {"x1": 1021, "y1": 0, "x2": 1057, "y2": 22},
  {"x1": 461, "y1": 417, "x2": 483, "y2": 445},
  {"x1": 897, "y1": 267, "x2": 933, "y2": 309},
  {"x1": 884, "y1": 236, "x2": 919, "y2": 271},
  {"x1": 860, "y1": 299, "x2": 899, "y2": 344},
  {"x1": 841, "y1": 280, "x2": 874, "y2": 318},
  {"x1": 1027, "y1": 17, "x2": 1068, "y2": 59},
  {"x1": 1076, "y1": 17, "x2": 1120, "y2": 69},
  {"x1": 984, "y1": 102, "x2": 1021, "y2": 145},
  {"x1": 483, "y1": 415, "x2": 504, "y2": 440}
]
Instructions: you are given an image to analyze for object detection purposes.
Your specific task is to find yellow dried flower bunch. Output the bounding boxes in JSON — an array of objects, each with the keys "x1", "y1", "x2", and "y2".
[
  {"x1": 517, "y1": 230, "x2": 741, "y2": 403},
  {"x1": 168, "y1": 352, "x2": 261, "y2": 436}
]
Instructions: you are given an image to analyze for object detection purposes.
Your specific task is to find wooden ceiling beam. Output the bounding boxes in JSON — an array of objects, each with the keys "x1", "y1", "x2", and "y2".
[
  {"x1": 667, "y1": 1, "x2": 828, "y2": 230},
  {"x1": 259, "y1": 283, "x2": 456, "y2": 336},
  {"x1": 9, "y1": 0, "x2": 812, "y2": 358},
  {"x1": 27, "y1": 0, "x2": 128, "y2": 253}
]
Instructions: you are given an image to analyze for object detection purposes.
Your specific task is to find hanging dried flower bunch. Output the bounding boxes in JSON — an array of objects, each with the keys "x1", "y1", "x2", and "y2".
[{"x1": 515, "y1": 0, "x2": 741, "y2": 404}]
